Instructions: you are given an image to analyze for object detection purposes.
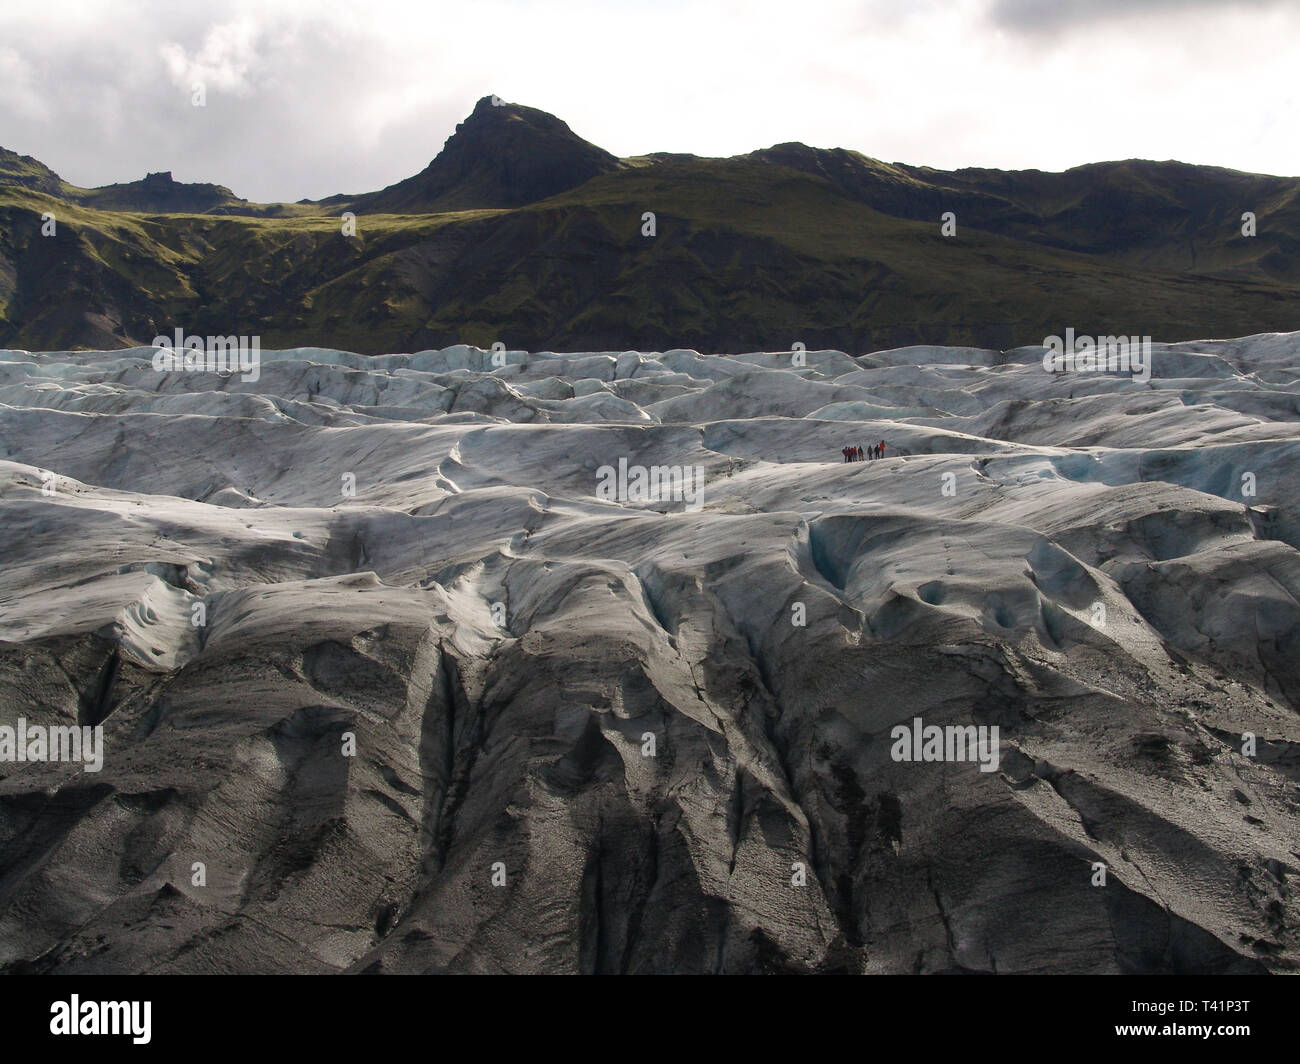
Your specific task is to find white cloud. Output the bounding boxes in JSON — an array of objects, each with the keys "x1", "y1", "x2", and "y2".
[
  {"x1": 159, "y1": 17, "x2": 262, "y2": 96},
  {"x1": 0, "y1": 46, "x2": 50, "y2": 122},
  {"x1": 0, "y1": 0, "x2": 1296, "y2": 202}
]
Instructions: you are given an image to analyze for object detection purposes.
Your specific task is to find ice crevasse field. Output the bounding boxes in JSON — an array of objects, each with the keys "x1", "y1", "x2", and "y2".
[{"x1": 0, "y1": 333, "x2": 1298, "y2": 974}]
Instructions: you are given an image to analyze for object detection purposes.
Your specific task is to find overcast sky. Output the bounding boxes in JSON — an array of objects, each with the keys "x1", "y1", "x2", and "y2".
[{"x1": 2, "y1": 0, "x2": 1296, "y2": 202}]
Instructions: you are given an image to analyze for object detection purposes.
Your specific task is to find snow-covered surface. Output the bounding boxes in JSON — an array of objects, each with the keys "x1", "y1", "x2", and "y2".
[{"x1": 1, "y1": 335, "x2": 1298, "y2": 973}]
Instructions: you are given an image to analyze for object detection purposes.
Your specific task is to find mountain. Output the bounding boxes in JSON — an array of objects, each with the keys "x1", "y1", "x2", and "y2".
[
  {"x1": 347, "y1": 96, "x2": 623, "y2": 213},
  {"x1": 76, "y1": 171, "x2": 247, "y2": 214},
  {"x1": 1, "y1": 98, "x2": 1298, "y2": 352},
  {"x1": 0, "y1": 149, "x2": 247, "y2": 213},
  {"x1": 0, "y1": 146, "x2": 73, "y2": 198}
]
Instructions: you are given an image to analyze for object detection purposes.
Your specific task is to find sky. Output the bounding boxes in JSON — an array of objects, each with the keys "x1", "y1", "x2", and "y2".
[{"x1": 1, "y1": 0, "x2": 1297, "y2": 203}]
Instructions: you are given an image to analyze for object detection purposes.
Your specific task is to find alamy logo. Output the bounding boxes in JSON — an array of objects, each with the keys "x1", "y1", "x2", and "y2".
[
  {"x1": 890, "y1": 717, "x2": 1000, "y2": 773},
  {"x1": 0, "y1": 718, "x2": 103, "y2": 772},
  {"x1": 50, "y1": 996, "x2": 151, "y2": 1044},
  {"x1": 151, "y1": 328, "x2": 261, "y2": 383},
  {"x1": 596, "y1": 457, "x2": 705, "y2": 511},
  {"x1": 1042, "y1": 328, "x2": 1151, "y2": 383}
]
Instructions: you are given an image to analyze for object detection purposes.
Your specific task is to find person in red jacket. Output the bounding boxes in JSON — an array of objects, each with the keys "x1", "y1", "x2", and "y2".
[{"x1": 878, "y1": 440, "x2": 886, "y2": 459}]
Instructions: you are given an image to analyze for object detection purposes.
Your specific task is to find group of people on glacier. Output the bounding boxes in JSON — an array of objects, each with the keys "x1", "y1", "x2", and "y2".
[{"x1": 841, "y1": 441, "x2": 887, "y2": 462}]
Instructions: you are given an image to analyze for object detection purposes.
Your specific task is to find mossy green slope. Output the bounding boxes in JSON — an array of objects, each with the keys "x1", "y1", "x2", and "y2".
[{"x1": 2, "y1": 99, "x2": 1298, "y2": 353}]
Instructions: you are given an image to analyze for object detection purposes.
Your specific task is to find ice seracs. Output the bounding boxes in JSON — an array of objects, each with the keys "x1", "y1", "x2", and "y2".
[{"x1": 1, "y1": 332, "x2": 1298, "y2": 973}]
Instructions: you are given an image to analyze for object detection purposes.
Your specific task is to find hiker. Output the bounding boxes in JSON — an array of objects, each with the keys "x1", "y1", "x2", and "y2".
[
  {"x1": 842, "y1": 446, "x2": 851, "y2": 463},
  {"x1": 856, "y1": 444, "x2": 865, "y2": 462},
  {"x1": 878, "y1": 440, "x2": 886, "y2": 459}
]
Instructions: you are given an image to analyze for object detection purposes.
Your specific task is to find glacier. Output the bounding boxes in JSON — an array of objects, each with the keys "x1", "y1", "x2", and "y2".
[{"x1": 0, "y1": 334, "x2": 1298, "y2": 973}]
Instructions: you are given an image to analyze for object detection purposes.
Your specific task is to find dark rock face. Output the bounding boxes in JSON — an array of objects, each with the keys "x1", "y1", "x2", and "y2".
[
  {"x1": 354, "y1": 96, "x2": 623, "y2": 213},
  {"x1": 0, "y1": 339, "x2": 1298, "y2": 974}
]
